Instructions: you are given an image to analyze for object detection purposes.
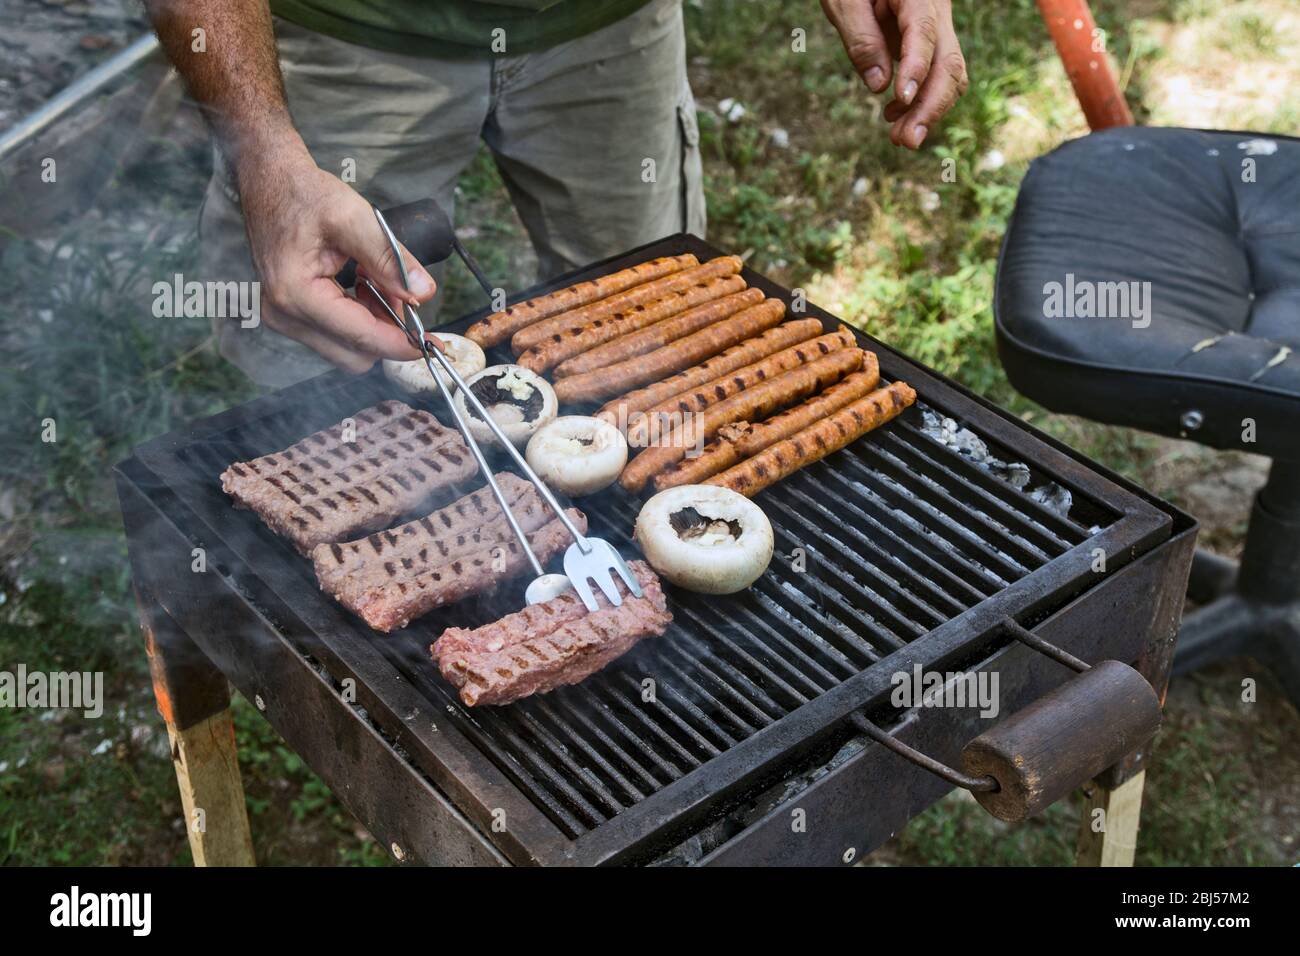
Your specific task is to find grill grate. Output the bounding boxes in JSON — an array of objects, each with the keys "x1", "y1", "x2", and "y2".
[
  {"x1": 131, "y1": 234, "x2": 1171, "y2": 863},
  {"x1": 176, "y1": 376, "x2": 1101, "y2": 839}
]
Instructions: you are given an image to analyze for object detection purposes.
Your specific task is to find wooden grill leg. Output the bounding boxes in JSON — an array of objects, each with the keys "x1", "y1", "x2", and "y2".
[
  {"x1": 137, "y1": 590, "x2": 255, "y2": 867},
  {"x1": 1075, "y1": 770, "x2": 1146, "y2": 867},
  {"x1": 1075, "y1": 539, "x2": 1188, "y2": 867}
]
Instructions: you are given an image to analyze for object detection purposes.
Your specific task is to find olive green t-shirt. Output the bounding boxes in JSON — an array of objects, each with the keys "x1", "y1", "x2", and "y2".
[{"x1": 270, "y1": 0, "x2": 655, "y2": 57}]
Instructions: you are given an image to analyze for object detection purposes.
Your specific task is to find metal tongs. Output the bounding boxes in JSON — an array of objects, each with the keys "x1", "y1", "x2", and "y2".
[{"x1": 362, "y1": 205, "x2": 642, "y2": 612}]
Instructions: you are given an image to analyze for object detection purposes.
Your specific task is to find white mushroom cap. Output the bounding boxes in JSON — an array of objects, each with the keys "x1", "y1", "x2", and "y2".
[
  {"x1": 526, "y1": 416, "x2": 628, "y2": 497},
  {"x1": 454, "y1": 364, "x2": 558, "y2": 448},
  {"x1": 634, "y1": 485, "x2": 773, "y2": 594},
  {"x1": 383, "y1": 333, "x2": 486, "y2": 395}
]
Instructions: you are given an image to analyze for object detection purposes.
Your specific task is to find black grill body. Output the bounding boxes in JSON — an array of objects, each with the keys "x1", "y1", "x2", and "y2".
[{"x1": 117, "y1": 235, "x2": 1195, "y2": 866}]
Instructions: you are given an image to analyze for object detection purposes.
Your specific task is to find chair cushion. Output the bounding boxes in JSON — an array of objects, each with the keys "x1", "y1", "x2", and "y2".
[{"x1": 995, "y1": 127, "x2": 1300, "y2": 458}]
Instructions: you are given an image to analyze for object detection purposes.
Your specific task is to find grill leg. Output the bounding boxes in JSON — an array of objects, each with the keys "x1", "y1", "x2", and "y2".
[
  {"x1": 1073, "y1": 535, "x2": 1188, "y2": 866},
  {"x1": 137, "y1": 589, "x2": 255, "y2": 867},
  {"x1": 1075, "y1": 771, "x2": 1145, "y2": 866}
]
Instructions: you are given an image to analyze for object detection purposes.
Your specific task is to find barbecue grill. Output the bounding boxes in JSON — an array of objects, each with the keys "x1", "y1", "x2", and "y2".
[{"x1": 116, "y1": 234, "x2": 1197, "y2": 866}]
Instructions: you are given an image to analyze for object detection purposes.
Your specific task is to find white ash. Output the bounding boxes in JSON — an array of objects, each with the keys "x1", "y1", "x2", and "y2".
[
  {"x1": 1031, "y1": 483, "x2": 1074, "y2": 517},
  {"x1": 921, "y1": 410, "x2": 1073, "y2": 518}
]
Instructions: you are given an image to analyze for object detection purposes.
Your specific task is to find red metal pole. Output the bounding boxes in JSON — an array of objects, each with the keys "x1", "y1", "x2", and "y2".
[{"x1": 1036, "y1": 0, "x2": 1135, "y2": 130}]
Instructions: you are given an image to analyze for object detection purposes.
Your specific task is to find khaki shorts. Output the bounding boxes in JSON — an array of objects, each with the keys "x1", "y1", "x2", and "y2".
[{"x1": 201, "y1": 0, "x2": 706, "y2": 387}]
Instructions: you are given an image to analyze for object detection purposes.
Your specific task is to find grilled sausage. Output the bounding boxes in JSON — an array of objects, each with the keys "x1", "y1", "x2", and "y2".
[
  {"x1": 624, "y1": 328, "x2": 860, "y2": 447},
  {"x1": 593, "y1": 319, "x2": 824, "y2": 424},
  {"x1": 555, "y1": 299, "x2": 787, "y2": 406},
  {"x1": 651, "y1": 364, "x2": 881, "y2": 491},
  {"x1": 552, "y1": 288, "x2": 765, "y2": 378},
  {"x1": 464, "y1": 254, "x2": 697, "y2": 348},
  {"x1": 511, "y1": 255, "x2": 744, "y2": 354},
  {"x1": 618, "y1": 347, "x2": 864, "y2": 493},
  {"x1": 516, "y1": 275, "x2": 747, "y2": 375},
  {"x1": 704, "y1": 380, "x2": 917, "y2": 497}
]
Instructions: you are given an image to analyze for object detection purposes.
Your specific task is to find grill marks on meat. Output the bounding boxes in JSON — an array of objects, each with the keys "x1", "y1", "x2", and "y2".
[
  {"x1": 312, "y1": 475, "x2": 554, "y2": 616},
  {"x1": 354, "y1": 510, "x2": 586, "y2": 633},
  {"x1": 312, "y1": 473, "x2": 535, "y2": 590},
  {"x1": 433, "y1": 561, "x2": 671, "y2": 706},
  {"x1": 220, "y1": 400, "x2": 476, "y2": 554},
  {"x1": 313, "y1": 474, "x2": 590, "y2": 632}
]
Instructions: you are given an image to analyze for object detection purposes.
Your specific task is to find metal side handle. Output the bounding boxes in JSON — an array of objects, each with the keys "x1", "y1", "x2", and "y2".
[{"x1": 851, "y1": 617, "x2": 1162, "y2": 822}]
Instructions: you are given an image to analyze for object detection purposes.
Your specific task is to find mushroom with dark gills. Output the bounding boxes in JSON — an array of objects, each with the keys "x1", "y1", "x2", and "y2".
[
  {"x1": 453, "y1": 364, "x2": 558, "y2": 448},
  {"x1": 634, "y1": 485, "x2": 773, "y2": 594}
]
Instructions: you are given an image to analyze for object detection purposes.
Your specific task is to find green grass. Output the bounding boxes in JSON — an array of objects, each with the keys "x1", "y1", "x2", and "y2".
[
  {"x1": 1219, "y1": 11, "x2": 1280, "y2": 57},
  {"x1": 0, "y1": 579, "x2": 182, "y2": 866},
  {"x1": 1, "y1": 0, "x2": 1294, "y2": 866}
]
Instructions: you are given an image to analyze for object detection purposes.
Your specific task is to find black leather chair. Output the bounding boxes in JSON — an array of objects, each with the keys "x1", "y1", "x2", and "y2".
[{"x1": 995, "y1": 126, "x2": 1300, "y2": 706}]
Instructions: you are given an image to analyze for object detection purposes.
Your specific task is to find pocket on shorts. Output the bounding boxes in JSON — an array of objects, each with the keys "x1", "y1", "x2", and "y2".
[{"x1": 676, "y1": 85, "x2": 707, "y2": 238}]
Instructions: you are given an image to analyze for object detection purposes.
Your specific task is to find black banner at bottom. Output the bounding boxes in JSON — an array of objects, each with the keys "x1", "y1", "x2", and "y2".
[{"x1": 0, "y1": 865, "x2": 1285, "y2": 940}]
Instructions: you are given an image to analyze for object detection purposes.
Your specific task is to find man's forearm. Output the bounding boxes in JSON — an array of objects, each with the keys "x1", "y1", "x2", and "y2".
[{"x1": 144, "y1": 0, "x2": 306, "y2": 165}]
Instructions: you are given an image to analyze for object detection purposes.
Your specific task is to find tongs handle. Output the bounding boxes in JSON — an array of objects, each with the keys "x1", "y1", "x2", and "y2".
[
  {"x1": 335, "y1": 199, "x2": 453, "y2": 290},
  {"x1": 335, "y1": 197, "x2": 494, "y2": 299}
]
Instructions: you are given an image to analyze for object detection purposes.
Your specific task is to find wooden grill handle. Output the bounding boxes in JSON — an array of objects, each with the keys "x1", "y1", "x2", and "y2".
[
  {"x1": 855, "y1": 618, "x2": 1162, "y2": 823},
  {"x1": 961, "y1": 659, "x2": 1161, "y2": 822}
]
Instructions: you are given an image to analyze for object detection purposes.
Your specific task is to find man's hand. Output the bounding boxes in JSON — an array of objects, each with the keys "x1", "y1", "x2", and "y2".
[
  {"x1": 145, "y1": 0, "x2": 431, "y2": 373},
  {"x1": 821, "y1": 0, "x2": 968, "y2": 149},
  {"x1": 236, "y1": 141, "x2": 433, "y2": 373}
]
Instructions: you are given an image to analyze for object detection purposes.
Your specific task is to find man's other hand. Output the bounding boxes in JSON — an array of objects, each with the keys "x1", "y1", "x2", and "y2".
[
  {"x1": 236, "y1": 142, "x2": 435, "y2": 373},
  {"x1": 821, "y1": 0, "x2": 968, "y2": 149}
]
